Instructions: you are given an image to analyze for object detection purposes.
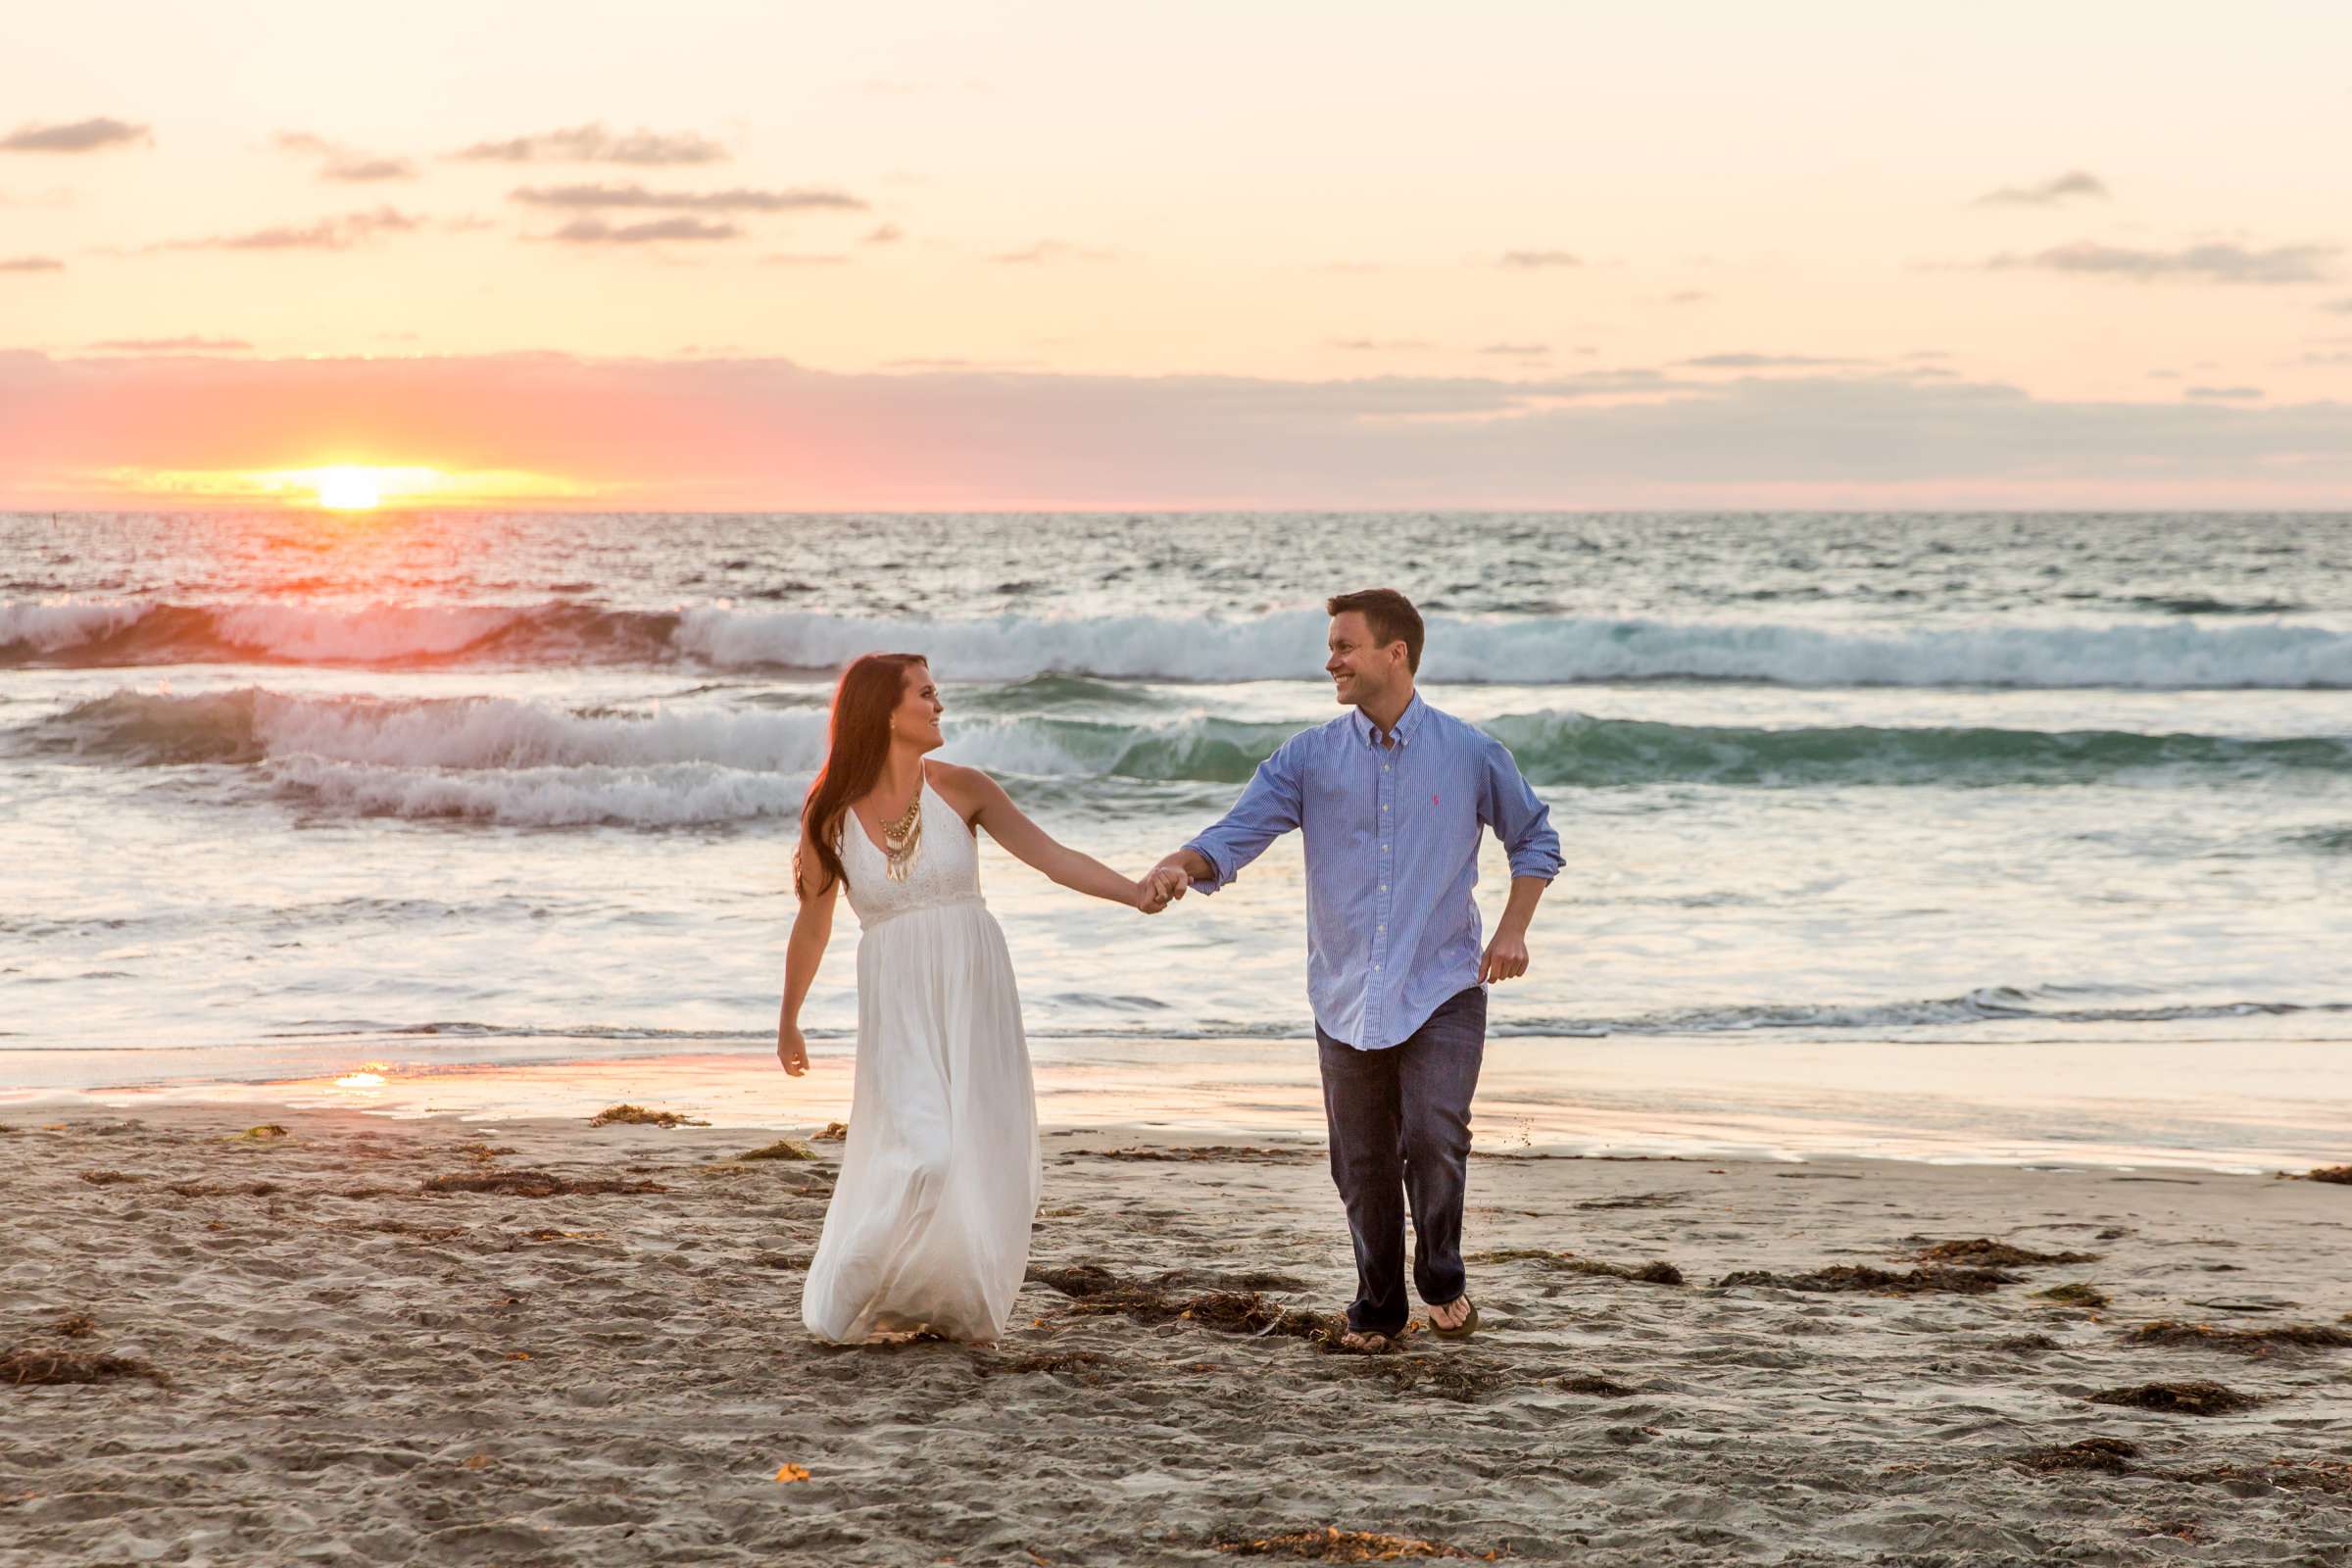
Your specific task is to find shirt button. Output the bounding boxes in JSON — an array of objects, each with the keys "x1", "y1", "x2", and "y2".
[
  {"x1": 1379, "y1": 884, "x2": 1387, "y2": 892},
  {"x1": 1381, "y1": 804, "x2": 1389, "y2": 811},
  {"x1": 1377, "y1": 923, "x2": 1385, "y2": 932}
]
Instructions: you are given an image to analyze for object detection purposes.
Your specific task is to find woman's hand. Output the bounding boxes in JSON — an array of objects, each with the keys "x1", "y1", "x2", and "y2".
[{"x1": 776, "y1": 1022, "x2": 809, "y2": 1076}]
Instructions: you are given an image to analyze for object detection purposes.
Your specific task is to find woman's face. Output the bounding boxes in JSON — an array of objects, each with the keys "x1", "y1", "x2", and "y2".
[{"x1": 890, "y1": 662, "x2": 945, "y2": 751}]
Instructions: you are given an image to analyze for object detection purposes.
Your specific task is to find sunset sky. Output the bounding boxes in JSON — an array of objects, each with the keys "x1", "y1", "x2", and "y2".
[{"x1": 3, "y1": 0, "x2": 2348, "y2": 509}]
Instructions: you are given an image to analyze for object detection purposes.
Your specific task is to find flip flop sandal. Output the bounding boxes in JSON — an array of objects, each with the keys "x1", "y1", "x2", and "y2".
[{"x1": 1428, "y1": 1297, "x2": 1480, "y2": 1339}]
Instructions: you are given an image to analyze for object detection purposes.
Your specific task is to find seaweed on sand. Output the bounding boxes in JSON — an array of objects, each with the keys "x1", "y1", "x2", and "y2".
[
  {"x1": 981, "y1": 1349, "x2": 1112, "y2": 1383},
  {"x1": 2123, "y1": 1319, "x2": 2352, "y2": 1356},
  {"x1": 1213, "y1": 1525, "x2": 1503, "y2": 1561},
  {"x1": 812, "y1": 1121, "x2": 849, "y2": 1141},
  {"x1": 1716, "y1": 1264, "x2": 2023, "y2": 1296},
  {"x1": 220, "y1": 1125, "x2": 288, "y2": 1142},
  {"x1": 78, "y1": 1170, "x2": 143, "y2": 1186},
  {"x1": 588, "y1": 1104, "x2": 708, "y2": 1128},
  {"x1": 1, "y1": 1347, "x2": 166, "y2": 1387},
  {"x1": 1914, "y1": 1239, "x2": 2100, "y2": 1266},
  {"x1": 1470, "y1": 1250, "x2": 1683, "y2": 1285},
  {"x1": 420, "y1": 1170, "x2": 667, "y2": 1198},
  {"x1": 2303, "y1": 1165, "x2": 2352, "y2": 1185},
  {"x1": 2036, "y1": 1283, "x2": 2110, "y2": 1307},
  {"x1": 1558, "y1": 1374, "x2": 1636, "y2": 1396},
  {"x1": 733, "y1": 1140, "x2": 817, "y2": 1162},
  {"x1": 1025, "y1": 1264, "x2": 1361, "y2": 1351},
  {"x1": 2015, "y1": 1438, "x2": 2139, "y2": 1475},
  {"x1": 2087, "y1": 1380, "x2": 2259, "y2": 1416}
]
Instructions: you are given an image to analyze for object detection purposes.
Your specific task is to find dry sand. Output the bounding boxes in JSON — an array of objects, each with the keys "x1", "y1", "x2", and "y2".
[{"x1": 2, "y1": 1103, "x2": 2349, "y2": 1566}]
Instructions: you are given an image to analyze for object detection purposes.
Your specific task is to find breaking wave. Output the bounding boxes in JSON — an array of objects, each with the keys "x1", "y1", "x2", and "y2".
[{"x1": 9, "y1": 600, "x2": 2352, "y2": 688}]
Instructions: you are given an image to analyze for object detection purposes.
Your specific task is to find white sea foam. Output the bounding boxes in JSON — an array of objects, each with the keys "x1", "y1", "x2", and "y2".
[
  {"x1": 673, "y1": 608, "x2": 2352, "y2": 689},
  {"x1": 12, "y1": 598, "x2": 2352, "y2": 687},
  {"x1": 266, "y1": 757, "x2": 808, "y2": 827},
  {"x1": 0, "y1": 600, "x2": 148, "y2": 651}
]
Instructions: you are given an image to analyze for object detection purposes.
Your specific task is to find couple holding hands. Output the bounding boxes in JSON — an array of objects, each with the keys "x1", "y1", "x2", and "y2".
[{"x1": 777, "y1": 588, "x2": 1561, "y2": 1351}]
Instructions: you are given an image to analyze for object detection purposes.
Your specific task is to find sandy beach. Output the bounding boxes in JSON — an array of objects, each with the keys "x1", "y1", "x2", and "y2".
[{"x1": 4, "y1": 1102, "x2": 2349, "y2": 1566}]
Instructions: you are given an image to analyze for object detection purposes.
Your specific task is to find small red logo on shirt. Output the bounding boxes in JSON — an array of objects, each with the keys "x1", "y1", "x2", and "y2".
[{"x1": 1431, "y1": 793, "x2": 1441, "y2": 806}]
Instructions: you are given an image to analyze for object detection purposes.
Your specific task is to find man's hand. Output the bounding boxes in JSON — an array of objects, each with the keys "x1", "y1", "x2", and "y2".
[
  {"x1": 1478, "y1": 928, "x2": 1529, "y2": 984},
  {"x1": 776, "y1": 1022, "x2": 808, "y2": 1076}
]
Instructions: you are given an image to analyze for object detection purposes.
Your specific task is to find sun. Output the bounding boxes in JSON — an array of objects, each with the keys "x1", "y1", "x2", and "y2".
[{"x1": 313, "y1": 466, "x2": 384, "y2": 511}]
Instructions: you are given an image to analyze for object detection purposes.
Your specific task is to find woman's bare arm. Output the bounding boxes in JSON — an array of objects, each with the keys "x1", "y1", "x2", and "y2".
[
  {"x1": 776, "y1": 846, "x2": 839, "y2": 1074},
  {"x1": 937, "y1": 763, "x2": 1165, "y2": 910}
]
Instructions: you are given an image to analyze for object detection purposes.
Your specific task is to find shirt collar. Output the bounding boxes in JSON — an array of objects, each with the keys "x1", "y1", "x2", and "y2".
[{"x1": 1350, "y1": 690, "x2": 1428, "y2": 750}]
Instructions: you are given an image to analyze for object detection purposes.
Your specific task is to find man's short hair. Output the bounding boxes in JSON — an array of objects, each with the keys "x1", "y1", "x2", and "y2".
[{"x1": 1325, "y1": 588, "x2": 1424, "y2": 674}]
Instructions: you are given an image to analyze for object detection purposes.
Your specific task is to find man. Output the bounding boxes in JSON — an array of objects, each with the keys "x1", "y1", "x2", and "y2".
[{"x1": 1152, "y1": 588, "x2": 1561, "y2": 1350}]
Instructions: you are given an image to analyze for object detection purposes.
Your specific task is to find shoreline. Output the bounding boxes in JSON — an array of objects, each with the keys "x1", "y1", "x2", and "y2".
[
  {"x1": 8, "y1": 1024, "x2": 2348, "y2": 1176},
  {"x1": 4, "y1": 1102, "x2": 2349, "y2": 1565}
]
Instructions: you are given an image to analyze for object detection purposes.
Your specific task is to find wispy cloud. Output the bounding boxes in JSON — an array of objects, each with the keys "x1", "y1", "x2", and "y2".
[
  {"x1": 1679, "y1": 353, "x2": 1869, "y2": 368},
  {"x1": 0, "y1": 255, "x2": 64, "y2": 272},
  {"x1": 511, "y1": 182, "x2": 863, "y2": 214},
  {"x1": 1498, "y1": 250, "x2": 1580, "y2": 269},
  {"x1": 549, "y1": 216, "x2": 739, "y2": 245},
  {"x1": 2185, "y1": 385, "x2": 2263, "y2": 400},
  {"x1": 1659, "y1": 290, "x2": 1710, "y2": 306},
  {"x1": 760, "y1": 252, "x2": 849, "y2": 266},
  {"x1": 2323, "y1": 297, "x2": 2352, "y2": 315},
  {"x1": 1, "y1": 117, "x2": 150, "y2": 154},
  {"x1": 1986, "y1": 241, "x2": 2338, "y2": 285},
  {"x1": 1329, "y1": 338, "x2": 1435, "y2": 352},
  {"x1": 85, "y1": 336, "x2": 252, "y2": 352},
  {"x1": 1477, "y1": 343, "x2": 1548, "y2": 357},
  {"x1": 151, "y1": 207, "x2": 424, "y2": 252},
  {"x1": 1972, "y1": 170, "x2": 2108, "y2": 207},
  {"x1": 450, "y1": 123, "x2": 728, "y2": 166},
  {"x1": 862, "y1": 222, "x2": 904, "y2": 245},
  {"x1": 991, "y1": 240, "x2": 1113, "y2": 264},
  {"x1": 273, "y1": 132, "x2": 416, "y2": 182}
]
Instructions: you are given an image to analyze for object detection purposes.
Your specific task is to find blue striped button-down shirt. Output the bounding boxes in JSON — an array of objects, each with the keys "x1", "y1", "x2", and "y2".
[{"x1": 1183, "y1": 692, "x2": 1563, "y2": 1051}]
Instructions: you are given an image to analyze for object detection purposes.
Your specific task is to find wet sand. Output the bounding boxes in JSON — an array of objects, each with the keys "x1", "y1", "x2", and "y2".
[{"x1": 3, "y1": 1102, "x2": 2350, "y2": 1566}]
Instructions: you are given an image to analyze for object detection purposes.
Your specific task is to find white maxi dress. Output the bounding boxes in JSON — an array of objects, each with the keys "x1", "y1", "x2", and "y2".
[{"x1": 801, "y1": 779, "x2": 1041, "y2": 1344}]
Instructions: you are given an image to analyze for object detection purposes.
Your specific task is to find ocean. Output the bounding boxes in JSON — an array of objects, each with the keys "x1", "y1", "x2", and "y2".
[{"x1": 5, "y1": 511, "x2": 2348, "y2": 1164}]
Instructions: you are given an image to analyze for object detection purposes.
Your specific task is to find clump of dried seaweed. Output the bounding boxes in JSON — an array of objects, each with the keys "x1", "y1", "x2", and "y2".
[
  {"x1": 1558, "y1": 1374, "x2": 1636, "y2": 1396},
  {"x1": 420, "y1": 1170, "x2": 667, "y2": 1198},
  {"x1": 1914, "y1": 1238, "x2": 2101, "y2": 1266},
  {"x1": 1469, "y1": 1249, "x2": 1682, "y2": 1284},
  {"x1": 588, "y1": 1104, "x2": 708, "y2": 1128},
  {"x1": 2302, "y1": 1165, "x2": 2352, "y2": 1186},
  {"x1": 1717, "y1": 1264, "x2": 2022, "y2": 1296},
  {"x1": 1, "y1": 1347, "x2": 165, "y2": 1387},
  {"x1": 2036, "y1": 1283, "x2": 2110, "y2": 1307},
  {"x1": 1025, "y1": 1263, "x2": 1360, "y2": 1352},
  {"x1": 2015, "y1": 1437, "x2": 2139, "y2": 1475},
  {"x1": 2123, "y1": 1319, "x2": 2352, "y2": 1356},
  {"x1": 812, "y1": 1121, "x2": 850, "y2": 1141},
  {"x1": 2087, "y1": 1380, "x2": 2258, "y2": 1416},
  {"x1": 78, "y1": 1170, "x2": 143, "y2": 1186},
  {"x1": 734, "y1": 1140, "x2": 816, "y2": 1162},
  {"x1": 1213, "y1": 1525, "x2": 1502, "y2": 1561}
]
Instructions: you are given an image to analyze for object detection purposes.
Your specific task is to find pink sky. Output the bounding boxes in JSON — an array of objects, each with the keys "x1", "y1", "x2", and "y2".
[{"x1": 3, "y1": 1, "x2": 2348, "y2": 508}]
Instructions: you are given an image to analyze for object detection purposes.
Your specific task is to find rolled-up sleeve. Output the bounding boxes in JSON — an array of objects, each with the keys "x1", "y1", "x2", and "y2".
[
  {"x1": 1183, "y1": 738, "x2": 1303, "y2": 894},
  {"x1": 1479, "y1": 735, "x2": 1562, "y2": 882}
]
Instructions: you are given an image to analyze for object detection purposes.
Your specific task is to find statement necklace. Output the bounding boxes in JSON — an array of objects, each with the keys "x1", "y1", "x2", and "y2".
[{"x1": 878, "y1": 786, "x2": 924, "y2": 882}]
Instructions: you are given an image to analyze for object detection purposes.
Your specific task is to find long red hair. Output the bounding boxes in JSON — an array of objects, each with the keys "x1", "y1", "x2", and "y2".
[{"x1": 796, "y1": 652, "x2": 928, "y2": 898}]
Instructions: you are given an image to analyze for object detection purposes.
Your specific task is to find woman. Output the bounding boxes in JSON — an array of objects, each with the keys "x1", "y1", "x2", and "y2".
[{"x1": 776, "y1": 653, "x2": 1180, "y2": 1345}]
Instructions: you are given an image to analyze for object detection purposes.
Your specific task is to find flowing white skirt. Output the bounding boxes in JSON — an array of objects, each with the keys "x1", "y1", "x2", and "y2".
[{"x1": 801, "y1": 902, "x2": 1041, "y2": 1345}]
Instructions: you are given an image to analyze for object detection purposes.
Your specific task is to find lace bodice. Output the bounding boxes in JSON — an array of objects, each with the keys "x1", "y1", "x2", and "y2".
[{"x1": 839, "y1": 779, "x2": 985, "y2": 927}]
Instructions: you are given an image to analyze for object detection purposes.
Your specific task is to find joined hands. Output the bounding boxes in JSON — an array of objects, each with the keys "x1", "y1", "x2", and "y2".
[{"x1": 1133, "y1": 864, "x2": 1190, "y2": 914}]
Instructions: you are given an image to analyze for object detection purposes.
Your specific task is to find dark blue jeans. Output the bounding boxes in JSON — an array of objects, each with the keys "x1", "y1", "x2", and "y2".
[{"x1": 1314, "y1": 984, "x2": 1488, "y2": 1337}]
